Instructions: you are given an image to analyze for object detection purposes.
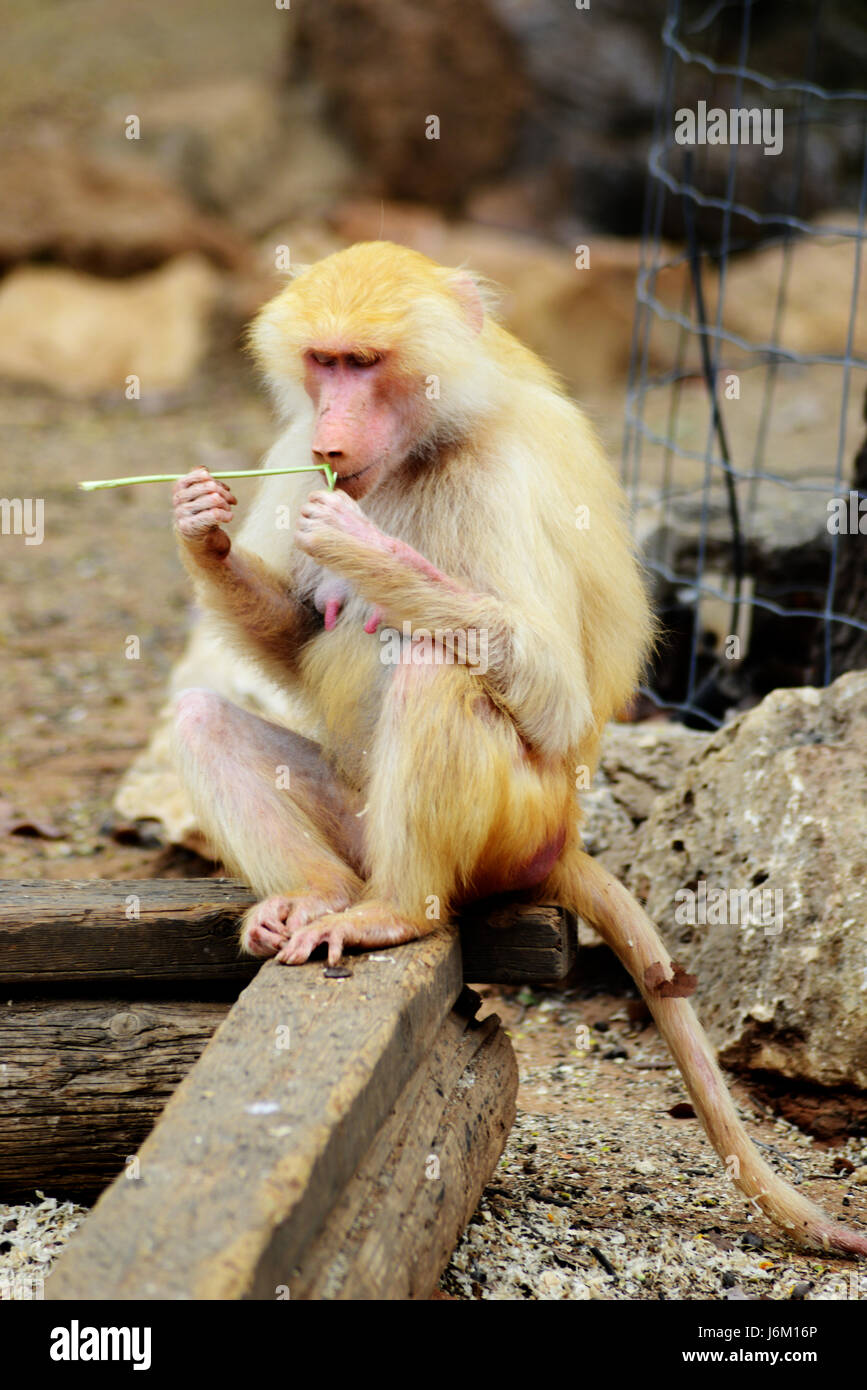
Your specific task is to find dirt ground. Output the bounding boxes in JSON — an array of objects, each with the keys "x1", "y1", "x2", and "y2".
[
  {"x1": 455, "y1": 984, "x2": 867, "y2": 1300},
  {"x1": 0, "y1": 351, "x2": 273, "y2": 880},
  {"x1": 2, "y1": 349, "x2": 866, "y2": 1300}
]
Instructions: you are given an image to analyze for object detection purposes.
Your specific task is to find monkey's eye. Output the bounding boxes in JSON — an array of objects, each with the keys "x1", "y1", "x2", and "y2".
[
  {"x1": 309, "y1": 351, "x2": 338, "y2": 368},
  {"x1": 347, "y1": 351, "x2": 383, "y2": 369}
]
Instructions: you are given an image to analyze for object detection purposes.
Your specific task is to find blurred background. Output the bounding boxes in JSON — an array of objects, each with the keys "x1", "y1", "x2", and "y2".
[{"x1": 0, "y1": 0, "x2": 865, "y2": 874}]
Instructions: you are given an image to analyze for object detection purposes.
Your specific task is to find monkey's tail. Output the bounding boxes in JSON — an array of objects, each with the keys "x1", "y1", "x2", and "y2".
[{"x1": 552, "y1": 848, "x2": 867, "y2": 1257}]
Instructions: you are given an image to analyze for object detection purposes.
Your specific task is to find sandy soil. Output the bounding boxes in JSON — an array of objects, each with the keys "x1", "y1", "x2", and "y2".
[
  {"x1": 0, "y1": 354, "x2": 272, "y2": 881},
  {"x1": 452, "y1": 983, "x2": 867, "y2": 1300}
]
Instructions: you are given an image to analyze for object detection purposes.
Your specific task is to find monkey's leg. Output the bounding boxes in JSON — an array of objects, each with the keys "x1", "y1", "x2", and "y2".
[
  {"x1": 549, "y1": 845, "x2": 867, "y2": 1257},
  {"x1": 173, "y1": 688, "x2": 365, "y2": 957},
  {"x1": 277, "y1": 662, "x2": 571, "y2": 968}
]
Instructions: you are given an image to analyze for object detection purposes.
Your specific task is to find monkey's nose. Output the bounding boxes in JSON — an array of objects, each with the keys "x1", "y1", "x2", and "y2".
[{"x1": 313, "y1": 449, "x2": 345, "y2": 463}]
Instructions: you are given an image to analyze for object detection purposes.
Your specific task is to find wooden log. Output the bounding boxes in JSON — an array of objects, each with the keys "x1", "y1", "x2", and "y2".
[
  {"x1": 46, "y1": 929, "x2": 463, "y2": 1300},
  {"x1": 0, "y1": 879, "x2": 258, "y2": 985},
  {"x1": 290, "y1": 997, "x2": 517, "y2": 1300},
  {"x1": 461, "y1": 899, "x2": 577, "y2": 983},
  {"x1": 0, "y1": 879, "x2": 576, "y2": 985},
  {"x1": 0, "y1": 997, "x2": 230, "y2": 1194}
]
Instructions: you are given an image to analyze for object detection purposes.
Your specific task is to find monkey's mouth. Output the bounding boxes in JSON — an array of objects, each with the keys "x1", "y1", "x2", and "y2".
[{"x1": 335, "y1": 462, "x2": 377, "y2": 485}]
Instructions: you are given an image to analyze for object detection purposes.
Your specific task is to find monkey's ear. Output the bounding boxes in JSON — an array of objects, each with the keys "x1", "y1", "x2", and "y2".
[{"x1": 450, "y1": 273, "x2": 486, "y2": 335}]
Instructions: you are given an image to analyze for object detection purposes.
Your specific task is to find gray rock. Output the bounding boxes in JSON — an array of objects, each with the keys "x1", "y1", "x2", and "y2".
[
  {"x1": 104, "y1": 80, "x2": 355, "y2": 236},
  {"x1": 625, "y1": 672, "x2": 867, "y2": 1090},
  {"x1": 578, "y1": 721, "x2": 707, "y2": 950},
  {"x1": 294, "y1": 0, "x2": 527, "y2": 205},
  {"x1": 582, "y1": 721, "x2": 708, "y2": 881},
  {"x1": 632, "y1": 480, "x2": 834, "y2": 581}
]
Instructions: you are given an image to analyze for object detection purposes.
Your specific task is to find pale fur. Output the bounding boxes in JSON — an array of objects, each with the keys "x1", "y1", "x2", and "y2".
[{"x1": 172, "y1": 241, "x2": 866, "y2": 1254}]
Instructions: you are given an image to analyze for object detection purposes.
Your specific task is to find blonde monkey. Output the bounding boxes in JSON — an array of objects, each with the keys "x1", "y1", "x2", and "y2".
[{"x1": 172, "y1": 241, "x2": 866, "y2": 1257}]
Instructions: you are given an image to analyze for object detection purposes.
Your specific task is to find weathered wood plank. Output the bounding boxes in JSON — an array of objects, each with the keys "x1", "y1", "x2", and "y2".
[
  {"x1": 0, "y1": 997, "x2": 230, "y2": 1194},
  {"x1": 0, "y1": 879, "x2": 257, "y2": 984},
  {"x1": 289, "y1": 1001, "x2": 517, "y2": 1300},
  {"x1": 45, "y1": 928, "x2": 463, "y2": 1300},
  {"x1": 0, "y1": 880, "x2": 576, "y2": 985},
  {"x1": 460, "y1": 901, "x2": 577, "y2": 983}
]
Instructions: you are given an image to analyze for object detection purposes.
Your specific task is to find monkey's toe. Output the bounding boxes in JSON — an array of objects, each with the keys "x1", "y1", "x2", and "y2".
[
  {"x1": 242, "y1": 891, "x2": 354, "y2": 959},
  {"x1": 272, "y1": 913, "x2": 360, "y2": 967},
  {"x1": 274, "y1": 923, "x2": 335, "y2": 966},
  {"x1": 243, "y1": 921, "x2": 284, "y2": 958},
  {"x1": 272, "y1": 903, "x2": 425, "y2": 968},
  {"x1": 240, "y1": 895, "x2": 294, "y2": 954},
  {"x1": 253, "y1": 896, "x2": 294, "y2": 931}
]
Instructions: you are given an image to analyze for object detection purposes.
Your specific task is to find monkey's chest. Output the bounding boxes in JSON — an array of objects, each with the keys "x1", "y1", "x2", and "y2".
[{"x1": 300, "y1": 597, "x2": 391, "y2": 788}]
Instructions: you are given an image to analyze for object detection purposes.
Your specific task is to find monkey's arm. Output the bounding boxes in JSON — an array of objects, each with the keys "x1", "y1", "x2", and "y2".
[
  {"x1": 174, "y1": 469, "x2": 316, "y2": 673},
  {"x1": 181, "y1": 544, "x2": 317, "y2": 670},
  {"x1": 296, "y1": 491, "x2": 592, "y2": 755}
]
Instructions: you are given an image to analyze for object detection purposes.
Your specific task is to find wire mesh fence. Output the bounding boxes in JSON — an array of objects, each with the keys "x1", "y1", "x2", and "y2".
[{"x1": 623, "y1": 0, "x2": 867, "y2": 727}]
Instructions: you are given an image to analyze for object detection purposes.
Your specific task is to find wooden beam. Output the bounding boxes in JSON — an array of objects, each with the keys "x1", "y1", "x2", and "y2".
[
  {"x1": 0, "y1": 879, "x2": 257, "y2": 985},
  {"x1": 0, "y1": 880, "x2": 576, "y2": 985},
  {"x1": 0, "y1": 997, "x2": 230, "y2": 1194},
  {"x1": 46, "y1": 929, "x2": 464, "y2": 1300},
  {"x1": 461, "y1": 900, "x2": 577, "y2": 983},
  {"x1": 289, "y1": 999, "x2": 517, "y2": 1300}
]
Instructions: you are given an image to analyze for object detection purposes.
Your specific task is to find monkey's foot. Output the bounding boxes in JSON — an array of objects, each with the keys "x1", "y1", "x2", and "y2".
[
  {"x1": 241, "y1": 891, "x2": 353, "y2": 958},
  {"x1": 275, "y1": 900, "x2": 424, "y2": 967}
]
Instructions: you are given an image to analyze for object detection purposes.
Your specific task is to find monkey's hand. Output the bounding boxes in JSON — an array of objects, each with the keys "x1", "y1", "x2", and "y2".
[
  {"x1": 296, "y1": 489, "x2": 391, "y2": 566},
  {"x1": 297, "y1": 488, "x2": 469, "y2": 635},
  {"x1": 173, "y1": 467, "x2": 237, "y2": 561}
]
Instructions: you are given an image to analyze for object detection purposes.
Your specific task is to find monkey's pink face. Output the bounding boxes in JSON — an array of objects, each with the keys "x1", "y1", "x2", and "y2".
[{"x1": 304, "y1": 350, "x2": 422, "y2": 500}]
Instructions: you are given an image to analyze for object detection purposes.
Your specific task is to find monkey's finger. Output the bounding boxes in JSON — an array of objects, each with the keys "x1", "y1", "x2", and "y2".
[
  {"x1": 277, "y1": 917, "x2": 348, "y2": 966},
  {"x1": 177, "y1": 494, "x2": 235, "y2": 517},
  {"x1": 174, "y1": 481, "x2": 235, "y2": 506},
  {"x1": 195, "y1": 478, "x2": 237, "y2": 503},
  {"x1": 176, "y1": 512, "x2": 232, "y2": 540},
  {"x1": 326, "y1": 932, "x2": 346, "y2": 967},
  {"x1": 300, "y1": 490, "x2": 351, "y2": 516},
  {"x1": 256, "y1": 907, "x2": 291, "y2": 934},
  {"x1": 296, "y1": 509, "x2": 340, "y2": 535},
  {"x1": 176, "y1": 508, "x2": 234, "y2": 531},
  {"x1": 310, "y1": 486, "x2": 361, "y2": 509},
  {"x1": 294, "y1": 525, "x2": 326, "y2": 553},
  {"x1": 172, "y1": 468, "x2": 215, "y2": 495},
  {"x1": 208, "y1": 479, "x2": 237, "y2": 503},
  {"x1": 297, "y1": 501, "x2": 330, "y2": 521},
  {"x1": 242, "y1": 922, "x2": 284, "y2": 957},
  {"x1": 275, "y1": 932, "x2": 317, "y2": 966},
  {"x1": 283, "y1": 905, "x2": 325, "y2": 936}
]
